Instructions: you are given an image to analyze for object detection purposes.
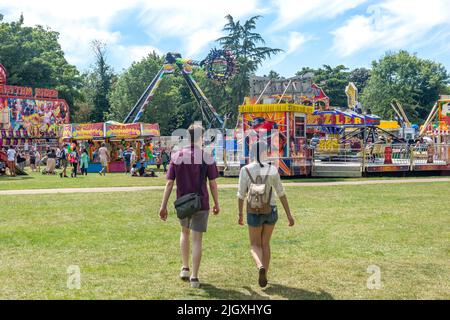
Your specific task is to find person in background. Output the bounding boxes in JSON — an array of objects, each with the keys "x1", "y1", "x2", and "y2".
[
  {"x1": 237, "y1": 140, "x2": 295, "y2": 288},
  {"x1": 29, "y1": 147, "x2": 37, "y2": 172},
  {"x1": 7, "y1": 146, "x2": 16, "y2": 177},
  {"x1": 59, "y1": 144, "x2": 69, "y2": 178},
  {"x1": 98, "y1": 142, "x2": 110, "y2": 176},
  {"x1": 161, "y1": 149, "x2": 170, "y2": 173},
  {"x1": 80, "y1": 148, "x2": 89, "y2": 176},
  {"x1": 16, "y1": 151, "x2": 26, "y2": 171},
  {"x1": 46, "y1": 148, "x2": 57, "y2": 174},
  {"x1": 123, "y1": 147, "x2": 132, "y2": 174},
  {"x1": 155, "y1": 154, "x2": 162, "y2": 170},
  {"x1": 92, "y1": 147, "x2": 98, "y2": 163},
  {"x1": 138, "y1": 162, "x2": 157, "y2": 177},
  {"x1": 130, "y1": 163, "x2": 138, "y2": 176},
  {"x1": 69, "y1": 145, "x2": 79, "y2": 178},
  {"x1": 130, "y1": 147, "x2": 137, "y2": 167},
  {"x1": 35, "y1": 148, "x2": 41, "y2": 173}
]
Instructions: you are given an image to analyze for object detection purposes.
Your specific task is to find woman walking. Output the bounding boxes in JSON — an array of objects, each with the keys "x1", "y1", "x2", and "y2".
[{"x1": 237, "y1": 141, "x2": 295, "y2": 287}]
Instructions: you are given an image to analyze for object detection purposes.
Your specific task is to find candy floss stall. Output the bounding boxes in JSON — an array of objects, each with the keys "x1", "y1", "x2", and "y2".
[{"x1": 61, "y1": 122, "x2": 160, "y2": 173}]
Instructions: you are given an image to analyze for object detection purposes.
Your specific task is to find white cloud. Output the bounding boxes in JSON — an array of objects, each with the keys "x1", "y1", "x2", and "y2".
[
  {"x1": 136, "y1": 0, "x2": 262, "y2": 58},
  {"x1": 0, "y1": 0, "x2": 263, "y2": 70},
  {"x1": 0, "y1": 0, "x2": 141, "y2": 70},
  {"x1": 332, "y1": 0, "x2": 450, "y2": 57},
  {"x1": 111, "y1": 45, "x2": 162, "y2": 71},
  {"x1": 271, "y1": 0, "x2": 367, "y2": 30},
  {"x1": 286, "y1": 32, "x2": 307, "y2": 54},
  {"x1": 258, "y1": 31, "x2": 310, "y2": 75}
]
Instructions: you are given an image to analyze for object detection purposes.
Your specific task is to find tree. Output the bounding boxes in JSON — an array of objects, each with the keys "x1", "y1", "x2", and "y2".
[
  {"x1": 442, "y1": 86, "x2": 450, "y2": 95},
  {"x1": 297, "y1": 65, "x2": 350, "y2": 108},
  {"x1": 349, "y1": 68, "x2": 370, "y2": 93},
  {"x1": 361, "y1": 50, "x2": 449, "y2": 122},
  {"x1": 216, "y1": 15, "x2": 282, "y2": 121},
  {"x1": 0, "y1": 15, "x2": 81, "y2": 108},
  {"x1": 88, "y1": 40, "x2": 115, "y2": 122},
  {"x1": 266, "y1": 70, "x2": 280, "y2": 79}
]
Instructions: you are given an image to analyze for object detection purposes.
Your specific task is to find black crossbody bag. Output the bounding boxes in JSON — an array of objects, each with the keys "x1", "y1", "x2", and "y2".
[{"x1": 174, "y1": 160, "x2": 206, "y2": 220}]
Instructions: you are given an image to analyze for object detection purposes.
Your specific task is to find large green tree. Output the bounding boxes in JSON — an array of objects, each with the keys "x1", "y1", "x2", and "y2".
[
  {"x1": 297, "y1": 65, "x2": 350, "y2": 108},
  {"x1": 349, "y1": 68, "x2": 370, "y2": 94},
  {"x1": 361, "y1": 50, "x2": 449, "y2": 122},
  {"x1": 216, "y1": 15, "x2": 282, "y2": 121},
  {"x1": 87, "y1": 41, "x2": 115, "y2": 122},
  {"x1": 0, "y1": 15, "x2": 80, "y2": 108}
]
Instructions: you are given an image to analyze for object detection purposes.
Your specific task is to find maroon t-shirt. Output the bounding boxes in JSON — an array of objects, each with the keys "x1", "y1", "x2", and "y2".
[{"x1": 167, "y1": 146, "x2": 219, "y2": 211}]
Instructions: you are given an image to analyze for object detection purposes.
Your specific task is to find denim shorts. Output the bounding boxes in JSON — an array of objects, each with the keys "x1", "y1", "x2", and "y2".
[{"x1": 247, "y1": 206, "x2": 278, "y2": 227}]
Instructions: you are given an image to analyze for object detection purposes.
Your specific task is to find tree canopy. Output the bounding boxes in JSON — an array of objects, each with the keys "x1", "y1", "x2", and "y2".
[
  {"x1": 0, "y1": 15, "x2": 81, "y2": 108},
  {"x1": 361, "y1": 50, "x2": 449, "y2": 123}
]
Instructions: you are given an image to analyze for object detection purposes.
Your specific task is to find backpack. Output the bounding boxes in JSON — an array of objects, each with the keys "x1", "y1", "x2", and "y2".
[{"x1": 245, "y1": 165, "x2": 272, "y2": 215}]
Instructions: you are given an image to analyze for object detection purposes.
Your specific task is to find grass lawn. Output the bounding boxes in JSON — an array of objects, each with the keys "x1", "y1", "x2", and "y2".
[
  {"x1": 1, "y1": 168, "x2": 448, "y2": 191},
  {"x1": 0, "y1": 181, "x2": 449, "y2": 299}
]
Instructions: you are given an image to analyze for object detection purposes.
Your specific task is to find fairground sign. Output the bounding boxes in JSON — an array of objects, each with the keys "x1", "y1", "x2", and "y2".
[{"x1": 0, "y1": 85, "x2": 58, "y2": 99}]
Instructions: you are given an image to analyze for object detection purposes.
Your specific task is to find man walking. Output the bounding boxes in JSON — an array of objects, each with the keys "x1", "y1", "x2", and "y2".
[{"x1": 159, "y1": 124, "x2": 220, "y2": 288}]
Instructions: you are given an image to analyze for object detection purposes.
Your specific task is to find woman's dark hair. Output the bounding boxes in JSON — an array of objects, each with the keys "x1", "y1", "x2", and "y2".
[{"x1": 251, "y1": 140, "x2": 268, "y2": 168}]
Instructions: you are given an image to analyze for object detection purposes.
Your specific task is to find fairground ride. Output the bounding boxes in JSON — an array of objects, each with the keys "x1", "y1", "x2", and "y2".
[{"x1": 123, "y1": 50, "x2": 237, "y2": 131}]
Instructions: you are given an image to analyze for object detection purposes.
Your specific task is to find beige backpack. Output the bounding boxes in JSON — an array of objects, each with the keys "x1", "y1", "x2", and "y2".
[{"x1": 245, "y1": 165, "x2": 273, "y2": 214}]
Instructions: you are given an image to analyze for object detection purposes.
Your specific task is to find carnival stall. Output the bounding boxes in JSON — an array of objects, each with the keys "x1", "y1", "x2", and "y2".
[
  {"x1": 0, "y1": 64, "x2": 69, "y2": 154},
  {"x1": 62, "y1": 122, "x2": 160, "y2": 173}
]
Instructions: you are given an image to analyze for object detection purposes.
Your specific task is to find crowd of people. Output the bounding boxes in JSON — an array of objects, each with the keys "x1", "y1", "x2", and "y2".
[{"x1": 1, "y1": 142, "x2": 172, "y2": 178}]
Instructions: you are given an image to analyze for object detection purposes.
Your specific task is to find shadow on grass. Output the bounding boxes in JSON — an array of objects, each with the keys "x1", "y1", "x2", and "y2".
[
  {"x1": 263, "y1": 284, "x2": 334, "y2": 300},
  {"x1": 193, "y1": 283, "x2": 333, "y2": 300},
  {"x1": 0, "y1": 175, "x2": 33, "y2": 181}
]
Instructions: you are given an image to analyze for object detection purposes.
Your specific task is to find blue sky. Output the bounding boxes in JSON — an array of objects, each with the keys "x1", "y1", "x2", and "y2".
[{"x1": 2, "y1": 0, "x2": 450, "y2": 77}]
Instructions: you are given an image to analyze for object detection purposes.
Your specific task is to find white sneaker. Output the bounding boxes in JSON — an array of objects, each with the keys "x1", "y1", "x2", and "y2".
[
  {"x1": 190, "y1": 278, "x2": 200, "y2": 288},
  {"x1": 179, "y1": 267, "x2": 190, "y2": 282}
]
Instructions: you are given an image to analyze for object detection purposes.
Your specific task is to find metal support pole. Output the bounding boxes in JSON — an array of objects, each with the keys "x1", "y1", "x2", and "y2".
[{"x1": 254, "y1": 80, "x2": 271, "y2": 105}]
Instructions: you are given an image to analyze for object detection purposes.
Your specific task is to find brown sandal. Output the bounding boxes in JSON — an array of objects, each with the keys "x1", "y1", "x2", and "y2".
[{"x1": 258, "y1": 267, "x2": 268, "y2": 288}]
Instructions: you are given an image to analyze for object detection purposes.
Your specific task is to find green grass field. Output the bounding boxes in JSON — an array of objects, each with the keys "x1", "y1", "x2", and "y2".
[
  {"x1": 1, "y1": 169, "x2": 448, "y2": 190},
  {"x1": 0, "y1": 174, "x2": 449, "y2": 299}
]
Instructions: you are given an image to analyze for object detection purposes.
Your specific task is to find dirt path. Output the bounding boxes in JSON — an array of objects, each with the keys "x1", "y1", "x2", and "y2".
[{"x1": 0, "y1": 177, "x2": 449, "y2": 196}]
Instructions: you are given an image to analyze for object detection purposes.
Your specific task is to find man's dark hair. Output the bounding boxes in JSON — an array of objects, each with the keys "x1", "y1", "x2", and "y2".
[{"x1": 188, "y1": 123, "x2": 205, "y2": 145}]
